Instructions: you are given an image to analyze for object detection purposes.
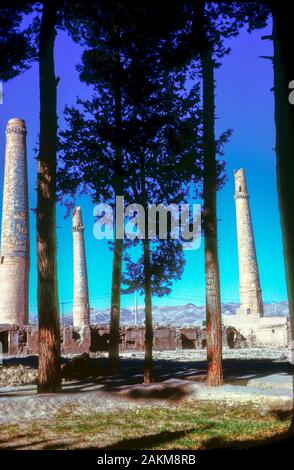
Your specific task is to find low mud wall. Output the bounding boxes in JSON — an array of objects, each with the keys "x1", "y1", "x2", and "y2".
[{"x1": 0, "y1": 324, "x2": 249, "y2": 355}]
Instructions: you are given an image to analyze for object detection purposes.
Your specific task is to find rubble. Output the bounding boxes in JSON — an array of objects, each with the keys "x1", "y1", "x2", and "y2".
[{"x1": 0, "y1": 364, "x2": 37, "y2": 386}]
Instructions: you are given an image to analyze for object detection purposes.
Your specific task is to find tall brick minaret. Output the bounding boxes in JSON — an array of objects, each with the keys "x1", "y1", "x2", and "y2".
[
  {"x1": 0, "y1": 118, "x2": 30, "y2": 325},
  {"x1": 234, "y1": 168, "x2": 263, "y2": 316},
  {"x1": 72, "y1": 207, "x2": 90, "y2": 326}
]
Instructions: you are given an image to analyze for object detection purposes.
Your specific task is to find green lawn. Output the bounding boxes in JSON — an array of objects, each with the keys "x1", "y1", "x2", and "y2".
[{"x1": 0, "y1": 401, "x2": 291, "y2": 450}]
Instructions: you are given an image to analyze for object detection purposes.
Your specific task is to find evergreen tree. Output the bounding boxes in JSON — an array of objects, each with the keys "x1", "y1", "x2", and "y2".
[
  {"x1": 58, "y1": 33, "x2": 202, "y2": 382},
  {"x1": 269, "y1": 1, "x2": 294, "y2": 430},
  {"x1": 31, "y1": 0, "x2": 94, "y2": 392},
  {"x1": 58, "y1": 1, "x2": 143, "y2": 370},
  {"x1": 0, "y1": 0, "x2": 62, "y2": 392},
  {"x1": 29, "y1": 0, "x2": 102, "y2": 392},
  {"x1": 0, "y1": 1, "x2": 33, "y2": 81},
  {"x1": 185, "y1": 1, "x2": 268, "y2": 386},
  {"x1": 37, "y1": 0, "x2": 61, "y2": 393},
  {"x1": 118, "y1": 68, "x2": 203, "y2": 383},
  {"x1": 192, "y1": 2, "x2": 231, "y2": 386},
  {"x1": 58, "y1": 0, "x2": 193, "y2": 371}
]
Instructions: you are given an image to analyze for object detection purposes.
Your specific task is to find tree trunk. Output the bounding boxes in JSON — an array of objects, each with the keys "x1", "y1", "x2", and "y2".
[
  {"x1": 143, "y1": 238, "x2": 153, "y2": 384},
  {"x1": 109, "y1": 46, "x2": 124, "y2": 371},
  {"x1": 37, "y1": 0, "x2": 61, "y2": 393},
  {"x1": 201, "y1": 45, "x2": 223, "y2": 387},
  {"x1": 109, "y1": 238, "x2": 123, "y2": 370},
  {"x1": 271, "y1": 4, "x2": 294, "y2": 430}
]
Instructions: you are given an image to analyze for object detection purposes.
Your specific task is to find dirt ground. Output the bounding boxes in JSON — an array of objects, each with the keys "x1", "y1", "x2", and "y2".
[
  {"x1": 0, "y1": 350, "x2": 293, "y2": 422},
  {"x1": 0, "y1": 350, "x2": 293, "y2": 449}
]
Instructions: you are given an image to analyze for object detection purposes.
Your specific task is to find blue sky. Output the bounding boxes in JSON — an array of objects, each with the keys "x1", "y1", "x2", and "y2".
[{"x1": 0, "y1": 17, "x2": 287, "y2": 316}]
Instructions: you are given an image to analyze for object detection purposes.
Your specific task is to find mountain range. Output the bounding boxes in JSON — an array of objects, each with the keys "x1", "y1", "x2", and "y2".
[{"x1": 37, "y1": 301, "x2": 289, "y2": 327}]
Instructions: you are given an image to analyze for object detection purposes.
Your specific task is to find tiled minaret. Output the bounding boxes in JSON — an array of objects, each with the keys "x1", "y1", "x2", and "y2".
[
  {"x1": 234, "y1": 168, "x2": 263, "y2": 316},
  {"x1": 0, "y1": 118, "x2": 30, "y2": 325},
  {"x1": 72, "y1": 207, "x2": 90, "y2": 326}
]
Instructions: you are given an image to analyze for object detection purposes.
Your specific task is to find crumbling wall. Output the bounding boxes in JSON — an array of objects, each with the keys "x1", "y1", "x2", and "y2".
[
  {"x1": 0, "y1": 324, "x2": 19, "y2": 354},
  {"x1": 222, "y1": 326, "x2": 247, "y2": 349},
  {"x1": 198, "y1": 328, "x2": 207, "y2": 349},
  {"x1": 62, "y1": 325, "x2": 91, "y2": 355},
  {"x1": 26, "y1": 326, "x2": 38, "y2": 354},
  {"x1": 90, "y1": 325, "x2": 110, "y2": 352},
  {"x1": 179, "y1": 328, "x2": 199, "y2": 349},
  {"x1": 153, "y1": 326, "x2": 177, "y2": 351},
  {"x1": 0, "y1": 322, "x2": 288, "y2": 355},
  {"x1": 123, "y1": 326, "x2": 145, "y2": 350}
]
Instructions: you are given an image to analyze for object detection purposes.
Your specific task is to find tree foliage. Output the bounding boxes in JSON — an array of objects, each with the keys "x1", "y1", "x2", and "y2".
[{"x1": 0, "y1": 1, "x2": 34, "y2": 81}]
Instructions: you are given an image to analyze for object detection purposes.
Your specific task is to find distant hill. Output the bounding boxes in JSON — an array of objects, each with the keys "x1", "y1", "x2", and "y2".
[{"x1": 29, "y1": 301, "x2": 289, "y2": 327}]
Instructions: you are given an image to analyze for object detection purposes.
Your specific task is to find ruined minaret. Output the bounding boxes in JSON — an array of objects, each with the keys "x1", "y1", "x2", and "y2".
[
  {"x1": 0, "y1": 118, "x2": 30, "y2": 325},
  {"x1": 234, "y1": 168, "x2": 263, "y2": 316},
  {"x1": 72, "y1": 207, "x2": 90, "y2": 326}
]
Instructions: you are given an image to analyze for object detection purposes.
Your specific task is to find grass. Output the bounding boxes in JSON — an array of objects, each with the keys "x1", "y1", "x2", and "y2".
[{"x1": 0, "y1": 400, "x2": 291, "y2": 450}]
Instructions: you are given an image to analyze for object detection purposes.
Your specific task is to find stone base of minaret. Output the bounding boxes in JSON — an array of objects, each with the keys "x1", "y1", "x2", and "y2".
[
  {"x1": 223, "y1": 311, "x2": 288, "y2": 348},
  {"x1": 0, "y1": 257, "x2": 29, "y2": 324}
]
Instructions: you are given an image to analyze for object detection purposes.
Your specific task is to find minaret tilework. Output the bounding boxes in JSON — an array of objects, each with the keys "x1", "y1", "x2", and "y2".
[
  {"x1": 72, "y1": 207, "x2": 90, "y2": 326},
  {"x1": 0, "y1": 118, "x2": 30, "y2": 325},
  {"x1": 234, "y1": 168, "x2": 263, "y2": 316}
]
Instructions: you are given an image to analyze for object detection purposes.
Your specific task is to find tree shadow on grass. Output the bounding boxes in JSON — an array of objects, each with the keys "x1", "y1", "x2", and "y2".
[
  {"x1": 37, "y1": 426, "x2": 294, "y2": 451},
  {"x1": 1, "y1": 416, "x2": 293, "y2": 451},
  {"x1": 42, "y1": 428, "x2": 198, "y2": 450},
  {"x1": 202, "y1": 428, "x2": 294, "y2": 450},
  {"x1": 0, "y1": 434, "x2": 33, "y2": 445},
  {"x1": 0, "y1": 430, "x2": 197, "y2": 450},
  {"x1": 0, "y1": 438, "x2": 52, "y2": 450}
]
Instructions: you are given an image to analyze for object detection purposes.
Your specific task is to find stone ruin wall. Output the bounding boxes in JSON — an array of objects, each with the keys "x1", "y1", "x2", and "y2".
[{"x1": 0, "y1": 323, "x2": 262, "y2": 356}]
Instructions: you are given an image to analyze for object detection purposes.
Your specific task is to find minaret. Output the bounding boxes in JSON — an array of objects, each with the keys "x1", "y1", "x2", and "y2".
[
  {"x1": 0, "y1": 118, "x2": 30, "y2": 325},
  {"x1": 234, "y1": 168, "x2": 263, "y2": 316},
  {"x1": 72, "y1": 207, "x2": 90, "y2": 326}
]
